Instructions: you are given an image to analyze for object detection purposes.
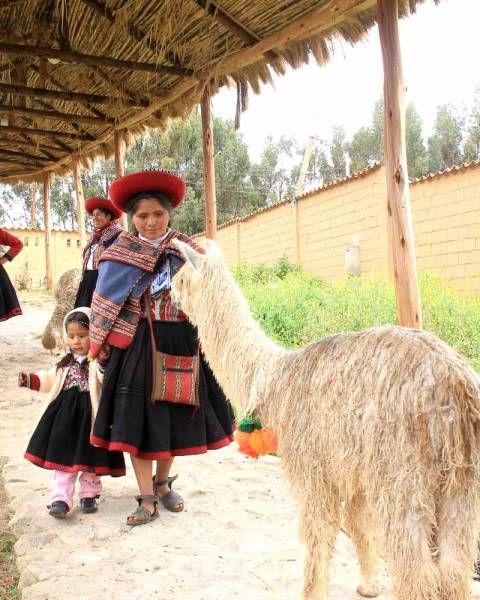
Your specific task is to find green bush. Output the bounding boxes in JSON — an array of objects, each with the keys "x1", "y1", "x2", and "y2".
[{"x1": 233, "y1": 259, "x2": 480, "y2": 371}]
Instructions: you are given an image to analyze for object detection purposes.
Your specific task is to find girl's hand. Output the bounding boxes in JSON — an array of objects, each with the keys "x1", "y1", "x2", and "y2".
[{"x1": 18, "y1": 372, "x2": 28, "y2": 387}]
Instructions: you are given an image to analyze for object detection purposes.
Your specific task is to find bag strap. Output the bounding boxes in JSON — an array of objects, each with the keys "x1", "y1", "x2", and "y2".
[{"x1": 144, "y1": 289, "x2": 158, "y2": 404}]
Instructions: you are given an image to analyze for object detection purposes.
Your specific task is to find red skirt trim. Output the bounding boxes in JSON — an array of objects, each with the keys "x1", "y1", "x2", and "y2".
[
  {"x1": 0, "y1": 307, "x2": 22, "y2": 322},
  {"x1": 24, "y1": 452, "x2": 126, "y2": 476},
  {"x1": 90, "y1": 433, "x2": 234, "y2": 459}
]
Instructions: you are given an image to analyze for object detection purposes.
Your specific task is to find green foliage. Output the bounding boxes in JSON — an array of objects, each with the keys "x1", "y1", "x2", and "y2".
[
  {"x1": 427, "y1": 104, "x2": 465, "y2": 172},
  {"x1": 406, "y1": 103, "x2": 428, "y2": 178},
  {"x1": 0, "y1": 530, "x2": 20, "y2": 600},
  {"x1": 233, "y1": 260, "x2": 480, "y2": 371}
]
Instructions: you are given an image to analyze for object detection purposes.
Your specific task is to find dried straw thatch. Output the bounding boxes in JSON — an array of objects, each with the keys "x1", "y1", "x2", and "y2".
[{"x1": 0, "y1": 0, "x2": 436, "y2": 184}]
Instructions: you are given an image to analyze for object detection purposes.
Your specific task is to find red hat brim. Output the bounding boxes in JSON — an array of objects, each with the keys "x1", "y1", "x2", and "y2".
[
  {"x1": 108, "y1": 171, "x2": 186, "y2": 212},
  {"x1": 85, "y1": 197, "x2": 123, "y2": 220}
]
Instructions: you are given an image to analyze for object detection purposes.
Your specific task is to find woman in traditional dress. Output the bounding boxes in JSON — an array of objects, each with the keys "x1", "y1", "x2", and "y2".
[
  {"x1": 0, "y1": 228, "x2": 23, "y2": 322},
  {"x1": 74, "y1": 197, "x2": 123, "y2": 308},
  {"x1": 88, "y1": 171, "x2": 235, "y2": 526}
]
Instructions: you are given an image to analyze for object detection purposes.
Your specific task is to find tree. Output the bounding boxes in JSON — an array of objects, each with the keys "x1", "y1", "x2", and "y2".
[
  {"x1": 463, "y1": 85, "x2": 480, "y2": 162},
  {"x1": 427, "y1": 104, "x2": 464, "y2": 172},
  {"x1": 250, "y1": 135, "x2": 295, "y2": 204},
  {"x1": 405, "y1": 103, "x2": 427, "y2": 178},
  {"x1": 348, "y1": 126, "x2": 376, "y2": 173},
  {"x1": 330, "y1": 125, "x2": 347, "y2": 179}
]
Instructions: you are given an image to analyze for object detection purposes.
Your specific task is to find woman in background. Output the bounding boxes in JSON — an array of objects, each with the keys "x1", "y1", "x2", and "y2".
[
  {"x1": 0, "y1": 227, "x2": 23, "y2": 322},
  {"x1": 74, "y1": 197, "x2": 123, "y2": 308}
]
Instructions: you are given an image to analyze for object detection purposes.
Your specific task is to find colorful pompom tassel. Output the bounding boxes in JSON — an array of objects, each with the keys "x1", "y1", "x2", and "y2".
[{"x1": 234, "y1": 417, "x2": 278, "y2": 459}]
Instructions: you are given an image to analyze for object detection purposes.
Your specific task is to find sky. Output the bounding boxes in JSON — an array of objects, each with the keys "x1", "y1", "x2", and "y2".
[{"x1": 212, "y1": 0, "x2": 480, "y2": 162}]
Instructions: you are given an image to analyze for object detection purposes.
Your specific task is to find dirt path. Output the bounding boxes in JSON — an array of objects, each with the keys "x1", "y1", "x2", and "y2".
[{"x1": 1, "y1": 293, "x2": 479, "y2": 600}]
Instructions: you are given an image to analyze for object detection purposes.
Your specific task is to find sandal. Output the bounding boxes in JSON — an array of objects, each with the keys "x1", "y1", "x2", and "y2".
[
  {"x1": 152, "y1": 474, "x2": 184, "y2": 513},
  {"x1": 126, "y1": 494, "x2": 159, "y2": 526}
]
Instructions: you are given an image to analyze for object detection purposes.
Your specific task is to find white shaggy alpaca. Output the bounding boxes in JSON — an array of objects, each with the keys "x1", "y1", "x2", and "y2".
[{"x1": 171, "y1": 239, "x2": 480, "y2": 600}]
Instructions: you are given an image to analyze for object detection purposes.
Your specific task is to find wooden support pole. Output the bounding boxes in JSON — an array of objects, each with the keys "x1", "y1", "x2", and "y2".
[
  {"x1": 43, "y1": 172, "x2": 53, "y2": 289},
  {"x1": 73, "y1": 158, "x2": 87, "y2": 250},
  {"x1": 30, "y1": 184, "x2": 37, "y2": 229},
  {"x1": 114, "y1": 129, "x2": 128, "y2": 230},
  {"x1": 377, "y1": 0, "x2": 421, "y2": 329},
  {"x1": 200, "y1": 85, "x2": 217, "y2": 239}
]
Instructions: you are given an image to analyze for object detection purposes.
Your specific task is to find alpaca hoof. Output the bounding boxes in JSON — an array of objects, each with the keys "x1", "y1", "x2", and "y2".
[{"x1": 357, "y1": 581, "x2": 382, "y2": 598}]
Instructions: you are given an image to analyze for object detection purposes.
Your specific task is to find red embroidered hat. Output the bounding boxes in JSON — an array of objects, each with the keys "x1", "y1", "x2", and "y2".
[
  {"x1": 108, "y1": 170, "x2": 186, "y2": 212},
  {"x1": 85, "y1": 196, "x2": 122, "y2": 220}
]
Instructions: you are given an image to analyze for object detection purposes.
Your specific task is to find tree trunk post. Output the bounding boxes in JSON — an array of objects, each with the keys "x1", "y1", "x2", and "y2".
[
  {"x1": 200, "y1": 84, "x2": 217, "y2": 240},
  {"x1": 73, "y1": 157, "x2": 87, "y2": 249},
  {"x1": 43, "y1": 172, "x2": 53, "y2": 289},
  {"x1": 378, "y1": 0, "x2": 422, "y2": 329},
  {"x1": 114, "y1": 129, "x2": 129, "y2": 230}
]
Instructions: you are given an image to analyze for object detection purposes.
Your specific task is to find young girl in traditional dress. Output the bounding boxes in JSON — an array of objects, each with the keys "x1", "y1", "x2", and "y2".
[
  {"x1": 20, "y1": 307, "x2": 125, "y2": 518},
  {"x1": 0, "y1": 228, "x2": 23, "y2": 322}
]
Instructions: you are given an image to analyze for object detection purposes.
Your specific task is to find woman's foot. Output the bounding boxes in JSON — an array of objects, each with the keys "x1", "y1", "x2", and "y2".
[
  {"x1": 126, "y1": 495, "x2": 159, "y2": 526},
  {"x1": 153, "y1": 475, "x2": 184, "y2": 512},
  {"x1": 48, "y1": 500, "x2": 69, "y2": 518}
]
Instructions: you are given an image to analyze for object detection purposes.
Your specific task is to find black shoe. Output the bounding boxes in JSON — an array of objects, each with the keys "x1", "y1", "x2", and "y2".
[
  {"x1": 474, "y1": 559, "x2": 480, "y2": 581},
  {"x1": 47, "y1": 501, "x2": 69, "y2": 518},
  {"x1": 80, "y1": 497, "x2": 98, "y2": 514}
]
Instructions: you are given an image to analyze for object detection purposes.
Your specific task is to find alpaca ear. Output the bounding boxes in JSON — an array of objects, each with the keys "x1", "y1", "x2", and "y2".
[
  {"x1": 205, "y1": 239, "x2": 223, "y2": 259},
  {"x1": 172, "y1": 239, "x2": 201, "y2": 271}
]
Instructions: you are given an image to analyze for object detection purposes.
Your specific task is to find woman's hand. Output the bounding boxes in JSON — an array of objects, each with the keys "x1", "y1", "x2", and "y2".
[
  {"x1": 18, "y1": 372, "x2": 28, "y2": 387},
  {"x1": 0, "y1": 256, "x2": 8, "y2": 265}
]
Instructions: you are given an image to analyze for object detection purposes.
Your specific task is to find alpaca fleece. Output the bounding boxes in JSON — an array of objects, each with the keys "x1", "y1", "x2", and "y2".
[{"x1": 171, "y1": 240, "x2": 480, "y2": 600}]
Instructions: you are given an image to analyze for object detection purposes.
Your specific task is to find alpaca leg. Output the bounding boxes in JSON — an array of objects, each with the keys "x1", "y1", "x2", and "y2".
[
  {"x1": 436, "y1": 490, "x2": 479, "y2": 600},
  {"x1": 298, "y1": 486, "x2": 340, "y2": 600},
  {"x1": 381, "y1": 503, "x2": 440, "y2": 600},
  {"x1": 343, "y1": 492, "x2": 382, "y2": 598}
]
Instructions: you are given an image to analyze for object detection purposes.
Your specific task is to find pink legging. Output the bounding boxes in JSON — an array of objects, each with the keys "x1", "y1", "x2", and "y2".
[{"x1": 51, "y1": 470, "x2": 102, "y2": 510}]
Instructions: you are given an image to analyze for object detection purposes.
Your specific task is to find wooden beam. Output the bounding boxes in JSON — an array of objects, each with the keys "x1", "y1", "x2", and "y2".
[
  {"x1": 79, "y1": 0, "x2": 188, "y2": 72},
  {"x1": 43, "y1": 171, "x2": 53, "y2": 289},
  {"x1": 114, "y1": 129, "x2": 128, "y2": 230},
  {"x1": 90, "y1": 65, "x2": 149, "y2": 107},
  {"x1": 0, "y1": 155, "x2": 41, "y2": 169},
  {"x1": 0, "y1": 82, "x2": 148, "y2": 107},
  {"x1": 0, "y1": 42, "x2": 192, "y2": 76},
  {"x1": 195, "y1": 0, "x2": 277, "y2": 61},
  {"x1": 0, "y1": 103, "x2": 113, "y2": 125},
  {"x1": 200, "y1": 85, "x2": 217, "y2": 239},
  {"x1": 72, "y1": 157, "x2": 87, "y2": 249},
  {"x1": 0, "y1": 124, "x2": 92, "y2": 140},
  {"x1": 378, "y1": 0, "x2": 421, "y2": 329},
  {"x1": 0, "y1": 147, "x2": 49, "y2": 163},
  {"x1": 209, "y1": 0, "x2": 376, "y2": 77},
  {"x1": 38, "y1": 56, "x2": 47, "y2": 87},
  {"x1": 0, "y1": 136, "x2": 62, "y2": 155}
]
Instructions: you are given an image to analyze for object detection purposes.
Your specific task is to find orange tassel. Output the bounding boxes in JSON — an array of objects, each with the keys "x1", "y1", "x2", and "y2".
[
  {"x1": 261, "y1": 428, "x2": 278, "y2": 453},
  {"x1": 249, "y1": 429, "x2": 269, "y2": 456}
]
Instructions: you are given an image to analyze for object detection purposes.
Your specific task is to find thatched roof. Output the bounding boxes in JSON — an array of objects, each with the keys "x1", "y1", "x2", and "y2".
[{"x1": 0, "y1": 0, "x2": 434, "y2": 185}]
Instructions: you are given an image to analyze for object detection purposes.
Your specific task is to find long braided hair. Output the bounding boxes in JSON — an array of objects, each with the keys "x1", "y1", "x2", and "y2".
[{"x1": 56, "y1": 311, "x2": 90, "y2": 373}]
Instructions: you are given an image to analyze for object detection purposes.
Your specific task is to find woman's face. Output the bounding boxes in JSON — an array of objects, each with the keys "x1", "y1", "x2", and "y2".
[
  {"x1": 92, "y1": 208, "x2": 111, "y2": 230},
  {"x1": 131, "y1": 197, "x2": 170, "y2": 239}
]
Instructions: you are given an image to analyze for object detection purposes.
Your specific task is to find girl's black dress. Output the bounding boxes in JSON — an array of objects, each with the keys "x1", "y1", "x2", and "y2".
[{"x1": 25, "y1": 364, "x2": 125, "y2": 476}]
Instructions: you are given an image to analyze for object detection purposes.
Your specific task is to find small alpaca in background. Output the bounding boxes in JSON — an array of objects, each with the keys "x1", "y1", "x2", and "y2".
[
  {"x1": 42, "y1": 268, "x2": 82, "y2": 352},
  {"x1": 171, "y1": 239, "x2": 480, "y2": 600}
]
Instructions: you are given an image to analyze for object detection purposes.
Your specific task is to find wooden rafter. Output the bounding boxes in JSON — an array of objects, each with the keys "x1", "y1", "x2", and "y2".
[
  {"x1": 0, "y1": 147, "x2": 49, "y2": 163},
  {"x1": 0, "y1": 103, "x2": 113, "y2": 125},
  {"x1": 0, "y1": 123, "x2": 92, "y2": 140},
  {"x1": 0, "y1": 136, "x2": 63, "y2": 155},
  {"x1": 90, "y1": 65, "x2": 149, "y2": 107},
  {"x1": 0, "y1": 42, "x2": 192, "y2": 76},
  {"x1": 0, "y1": 155, "x2": 42, "y2": 169},
  {"x1": 0, "y1": 81, "x2": 148, "y2": 107},
  {"x1": 195, "y1": 0, "x2": 277, "y2": 61}
]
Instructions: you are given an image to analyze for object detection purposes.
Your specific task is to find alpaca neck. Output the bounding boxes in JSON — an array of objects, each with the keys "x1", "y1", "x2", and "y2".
[{"x1": 191, "y1": 264, "x2": 284, "y2": 414}]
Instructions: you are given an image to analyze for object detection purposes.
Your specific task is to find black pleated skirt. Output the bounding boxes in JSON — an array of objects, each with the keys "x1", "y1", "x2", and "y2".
[
  {"x1": 25, "y1": 388, "x2": 125, "y2": 476},
  {"x1": 91, "y1": 319, "x2": 235, "y2": 459},
  {"x1": 0, "y1": 264, "x2": 22, "y2": 322},
  {"x1": 74, "y1": 269, "x2": 98, "y2": 308}
]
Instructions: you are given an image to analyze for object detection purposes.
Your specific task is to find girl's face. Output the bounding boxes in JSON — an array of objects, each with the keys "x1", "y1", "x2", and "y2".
[
  {"x1": 131, "y1": 198, "x2": 169, "y2": 239},
  {"x1": 66, "y1": 322, "x2": 90, "y2": 356},
  {"x1": 92, "y1": 208, "x2": 112, "y2": 230}
]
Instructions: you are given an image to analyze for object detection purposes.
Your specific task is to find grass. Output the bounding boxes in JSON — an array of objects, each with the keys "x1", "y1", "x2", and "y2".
[
  {"x1": 0, "y1": 485, "x2": 19, "y2": 600},
  {"x1": 233, "y1": 258, "x2": 480, "y2": 371}
]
